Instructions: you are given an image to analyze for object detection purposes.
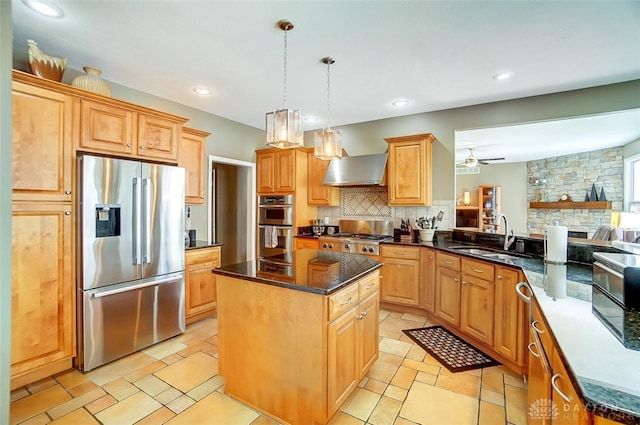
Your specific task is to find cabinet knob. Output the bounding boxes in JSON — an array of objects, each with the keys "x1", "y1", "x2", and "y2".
[
  {"x1": 462, "y1": 280, "x2": 467, "y2": 285},
  {"x1": 140, "y1": 145, "x2": 146, "y2": 149},
  {"x1": 453, "y1": 278, "x2": 459, "y2": 282},
  {"x1": 200, "y1": 196, "x2": 205, "y2": 199},
  {"x1": 65, "y1": 190, "x2": 71, "y2": 195},
  {"x1": 64, "y1": 211, "x2": 71, "y2": 216},
  {"x1": 497, "y1": 275, "x2": 503, "y2": 280},
  {"x1": 127, "y1": 143, "x2": 132, "y2": 148}
]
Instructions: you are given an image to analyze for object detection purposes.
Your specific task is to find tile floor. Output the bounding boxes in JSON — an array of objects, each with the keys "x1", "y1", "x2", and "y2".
[{"x1": 10, "y1": 309, "x2": 528, "y2": 425}]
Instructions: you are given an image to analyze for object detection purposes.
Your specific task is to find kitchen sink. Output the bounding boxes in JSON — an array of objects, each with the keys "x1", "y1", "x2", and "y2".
[
  {"x1": 450, "y1": 248, "x2": 499, "y2": 256},
  {"x1": 448, "y1": 246, "x2": 526, "y2": 262}
]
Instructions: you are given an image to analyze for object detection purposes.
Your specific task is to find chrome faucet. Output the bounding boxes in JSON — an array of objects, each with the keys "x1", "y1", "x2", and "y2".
[{"x1": 496, "y1": 213, "x2": 516, "y2": 250}]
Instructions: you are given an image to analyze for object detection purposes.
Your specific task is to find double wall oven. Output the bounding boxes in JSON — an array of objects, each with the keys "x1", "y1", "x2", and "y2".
[{"x1": 258, "y1": 195, "x2": 294, "y2": 258}]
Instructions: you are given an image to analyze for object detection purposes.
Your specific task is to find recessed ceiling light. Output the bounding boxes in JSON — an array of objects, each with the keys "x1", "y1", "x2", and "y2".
[
  {"x1": 391, "y1": 99, "x2": 410, "y2": 107},
  {"x1": 21, "y1": 0, "x2": 64, "y2": 18},
  {"x1": 192, "y1": 86, "x2": 212, "y2": 96},
  {"x1": 304, "y1": 116, "x2": 319, "y2": 123},
  {"x1": 493, "y1": 71, "x2": 514, "y2": 81}
]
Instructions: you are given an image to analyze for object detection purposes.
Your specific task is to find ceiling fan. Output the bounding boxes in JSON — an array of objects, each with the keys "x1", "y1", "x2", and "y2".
[{"x1": 457, "y1": 148, "x2": 505, "y2": 167}]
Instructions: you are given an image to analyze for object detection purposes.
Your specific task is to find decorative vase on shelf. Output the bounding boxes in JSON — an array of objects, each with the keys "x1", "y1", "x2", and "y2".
[
  {"x1": 27, "y1": 39, "x2": 67, "y2": 82},
  {"x1": 600, "y1": 187, "x2": 607, "y2": 201},
  {"x1": 589, "y1": 183, "x2": 598, "y2": 202},
  {"x1": 71, "y1": 66, "x2": 111, "y2": 96}
]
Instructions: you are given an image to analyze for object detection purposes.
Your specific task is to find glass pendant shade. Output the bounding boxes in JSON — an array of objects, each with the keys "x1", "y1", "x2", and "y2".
[
  {"x1": 314, "y1": 128, "x2": 342, "y2": 160},
  {"x1": 266, "y1": 108, "x2": 304, "y2": 148}
]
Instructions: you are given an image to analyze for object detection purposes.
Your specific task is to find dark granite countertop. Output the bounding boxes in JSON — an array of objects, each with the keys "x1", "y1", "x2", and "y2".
[
  {"x1": 185, "y1": 240, "x2": 224, "y2": 251},
  {"x1": 212, "y1": 249, "x2": 382, "y2": 295}
]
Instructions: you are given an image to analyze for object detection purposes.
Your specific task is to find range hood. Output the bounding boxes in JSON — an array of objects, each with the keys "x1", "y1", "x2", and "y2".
[{"x1": 322, "y1": 153, "x2": 388, "y2": 186}]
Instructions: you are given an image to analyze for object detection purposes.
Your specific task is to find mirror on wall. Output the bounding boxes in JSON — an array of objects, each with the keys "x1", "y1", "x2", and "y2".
[{"x1": 454, "y1": 108, "x2": 640, "y2": 235}]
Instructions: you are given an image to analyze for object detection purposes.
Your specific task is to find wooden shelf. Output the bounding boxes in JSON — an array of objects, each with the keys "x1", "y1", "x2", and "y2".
[
  {"x1": 456, "y1": 206, "x2": 479, "y2": 210},
  {"x1": 529, "y1": 201, "x2": 612, "y2": 209}
]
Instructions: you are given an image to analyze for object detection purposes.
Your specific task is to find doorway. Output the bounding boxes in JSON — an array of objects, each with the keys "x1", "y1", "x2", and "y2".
[{"x1": 207, "y1": 155, "x2": 256, "y2": 266}]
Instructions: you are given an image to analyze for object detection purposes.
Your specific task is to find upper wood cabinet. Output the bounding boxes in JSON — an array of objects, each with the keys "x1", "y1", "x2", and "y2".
[
  {"x1": 385, "y1": 133, "x2": 435, "y2": 206},
  {"x1": 180, "y1": 127, "x2": 210, "y2": 205},
  {"x1": 79, "y1": 99, "x2": 185, "y2": 163},
  {"x1": 307, "y1": 151, "x2": 340, "y2": 205},
  {"x1": 256, "y1": 148, "x2": 298, "y2": 194},
  {"x1": 12, "y1": 81, "x2": 73, "y2": 203}
]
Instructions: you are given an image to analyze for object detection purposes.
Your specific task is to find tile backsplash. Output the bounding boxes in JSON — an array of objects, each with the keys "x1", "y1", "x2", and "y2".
[{"x1": 316, "y1": 187, "x2": 453, "y2": 230}]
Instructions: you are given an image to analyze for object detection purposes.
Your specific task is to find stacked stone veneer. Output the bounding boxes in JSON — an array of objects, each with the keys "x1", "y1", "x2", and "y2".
[
  {"x1": 316, "y1": 187, "x2": 454, "y2": 231},
  {"x1": 527, "y1": 147, "x2": 623, "y2": 238}
]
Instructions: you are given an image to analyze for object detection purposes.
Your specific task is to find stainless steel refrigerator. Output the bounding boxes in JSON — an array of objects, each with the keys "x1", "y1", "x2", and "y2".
[{"x1": 77, "y1": 154, "x2": 186, "y2": 371}]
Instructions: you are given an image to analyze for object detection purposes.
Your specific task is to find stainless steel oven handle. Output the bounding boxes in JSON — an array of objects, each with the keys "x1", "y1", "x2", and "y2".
[
  {"x1": 258, "y1": 225, "x2": 293, "y2": 230},
  {"x1": 593, "y1": 262, "x2": 624, "y2": 280},
  {"x1": 93, "y1": 273, "x2": 183, "y2": 298}
]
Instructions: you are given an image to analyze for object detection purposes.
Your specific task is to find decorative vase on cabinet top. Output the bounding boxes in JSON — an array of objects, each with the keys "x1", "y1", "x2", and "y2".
[
  {"x1": 27, "y1": 39, "x2": 67, "y2": 82},
  {"x1": 71, "y1": 66, "x2": 111, "y2": 96}
]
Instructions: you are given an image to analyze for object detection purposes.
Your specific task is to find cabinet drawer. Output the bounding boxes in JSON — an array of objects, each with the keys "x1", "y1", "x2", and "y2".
[
  {"x1": 328, "y1": 283, "x2": 359, "y2": 322},
  {"x1": 380, "y1": 245, "x2": 420, "y2": 260},
  {"x1": 295, "y1": 238, "x2": 319, "y2": 250},
  {"x1": 462, "y1": 258, "x2": 495, "y2": 281},
  {"x1": 436, "y1": 252, "x2": 461, "y2": 271},
  {"x1": 359, "y1": 271, "x2": 380, "y2": 300},
  {"x1": 186, "y1": 247, "x2": 221, "y2": 266}
]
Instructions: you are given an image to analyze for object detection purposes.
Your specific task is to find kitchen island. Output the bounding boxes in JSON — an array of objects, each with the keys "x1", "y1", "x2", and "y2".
[{"x1": 213, "y1": 250, "x2": 382, "y2": 425}]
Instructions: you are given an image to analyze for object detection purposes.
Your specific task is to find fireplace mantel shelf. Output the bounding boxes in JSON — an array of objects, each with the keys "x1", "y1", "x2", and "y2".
[{"x1": 529, "y1": 201, "x2": 612, "y2": 209}]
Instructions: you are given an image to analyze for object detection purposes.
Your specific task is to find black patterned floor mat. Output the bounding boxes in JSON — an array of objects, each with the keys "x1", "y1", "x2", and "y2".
[{"x1": 403, "y1": 325, "x2": 500, "y2": 373}]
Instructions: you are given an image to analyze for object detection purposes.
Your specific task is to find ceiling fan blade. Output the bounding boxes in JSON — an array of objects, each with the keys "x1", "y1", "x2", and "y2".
[{"x1": 477, "y1": 157, "x2": 505, "y2": 162}]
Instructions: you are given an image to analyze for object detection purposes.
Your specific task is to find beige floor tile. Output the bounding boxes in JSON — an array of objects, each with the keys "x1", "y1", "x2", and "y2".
[
  {"x1": 66, "y1": 380, "x2": 99, "y2": 397},
  {"x1": 166, "y1": 394, "x2": 196, "y2": 414},
  {"x1": 366, "y1": 352, "x2": 403, "y2": 383},
  {"x1": 394, "y1": 417, "x2": 420, "y2": 425},
  {"x1": 161, "y1": 353, "x2": 184, "y2": 365},
  {"x1": 505, "y1": 373, "x2": 527, "y2": 389},
  {"x1": 134, "y1": 374, "x2": 171, "y2": 396},
  {"x1": 95, "y1": 391, "x2": 162, "y2": 425},
  {"x1": 479, "y1": 400, "x2": 506, "y2": 425},
  {"x1": 399, "y1": 381, "x2": 479, "y2": 425},
  {"x1": 201, "y1": 344, "x2": 219, "y2": 356},
  {"x1": 404, "y1": 344, "x2": 426, "y2": 362},
  {"x1": 54, "y1": 369, "x2": 89, "y2": 390},
  {"x1": 154, "y1": 387, "x2": 183, "y2": 405},
  {"x1": 26, "y1": 377, "x2": 58, "y2": 395},
  {"x1": 102, "y1": 377, "x2": 139, "y2": 401},
  {"x1": 358, "y1": 376, "x2": 368, "y2": 388},
  {"x1": 339, "y1": 387, "x2": 381, "y2": 421},
  {"x1": 49, "y1": 407, "x2": 100, "y2": 425},
  {"x1": 17, "y1": 413, "x2": 50, "y2": 425},
  {"x1": 400, "y1": 313, "x2": 429, "y2": 324},
  {"x1": 464, "y1": 368, "x2": 483, "y2": 377},
  {"x1": 124, "y1": 360, "x2": 167, "y2": 383},
  {"x1": 10, "y1": 387, "x2": 30, "y2": 403},
  {"x1": 184, "y1": 319, "x2": 218, "y2": 341},
  {"x1": 505, "y1": 384, "x2": 528, "y2": 425},
  {"x1": 134, "y1": 406, "x2": 176, "y2": 425},
  {"x1": 250, "y1": 415, "x2": 283, "y2": 425},
  {"x1": 383, "y1": 385, "x2": 408, "y2": 402},
  {"x1": 177, "y1": 340, "x2": 215, "y2": 357},
  {"x1": 435, "y1": 371, "x2": 481, "y2": 399},
  {"x1": 86, "y1": 351, "x2": 157, "y2": 386},
  {"x1": 327, "y1": 411, "x2": 365, "y2": 425},
  {"x1": 165, "y1": 392, "x2": 258, "y2": 425},
  {"x1": 379, "y1": 338, "x2": 413, "y2": 357},
  {"x1": 378, "y1": 310, "x2": 391, "y2": 322},
  {"x1": 186, "y1": 375, "x2": 225, "y2": 401},
  {"x1": 401, "y1": 358, "x2": 441, "y2": 375},
  {"x1": 482, "y1": 370, "x2": 505, "y2": 394},
  {"x1": 10, "y1": 385, "x2": 71, "y2": 424},
  {"x1": 141, "y1": 339, "x2": 188, "y2": 360},
  {"x1": 85, "y1": 394, "x2": 117, "y2": 415},
  {"x1": 414, "y1": 371, "x2": 438, "y2": 386},
  {"x1": 369, "y1": 395, "x2": 402, "y2": 425},
  {"x1": 47, "y1": 388, "x2": 107, "y2": 420},
  {"x1": 154, "y1": 352, "x2": 218, "y2": 393},
  {"x1": 379, "y1": 317, "x2": 427, "y2": 340},
  {"x1": 481, "y1": 388, "x2": 505, "y2": 406},
  {"x1": 363, "y1": 379, "x2": 387, "y2": 395},
  {"x1": 390, "y1": 366, "x2": 417, "y2": 389},
  {"x1": 421, "y1": 353, "x2": 445, "y2": 367}
]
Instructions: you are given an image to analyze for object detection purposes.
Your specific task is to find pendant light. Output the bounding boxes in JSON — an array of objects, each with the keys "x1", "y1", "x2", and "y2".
[
  {"x1": 314, "y1": 57, "x2": 342, "y2": 160},
  {"x1": 265, "y1": 19, "x2": 304, "y2": 149}
]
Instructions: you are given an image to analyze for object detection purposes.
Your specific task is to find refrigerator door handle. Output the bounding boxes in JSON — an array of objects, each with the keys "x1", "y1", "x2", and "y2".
[
  {"x1": 132, "y1": 177, "x2": 142, "y2": 265},
  {"x1": 92, "y1": 273, "x2": 183, "y2": 298},
  {"x1": 143, "y1": 177, "x2": 152, "y2": 264}
]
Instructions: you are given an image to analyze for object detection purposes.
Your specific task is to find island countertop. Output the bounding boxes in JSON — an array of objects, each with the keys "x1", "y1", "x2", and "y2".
[{"x1": 212, "y1": 249, "x2": 382, "y2": 295}]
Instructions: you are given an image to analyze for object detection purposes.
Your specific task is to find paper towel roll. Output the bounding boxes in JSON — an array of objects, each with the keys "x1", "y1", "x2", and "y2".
[
  {"x1": 546, "y1": 224, "x2": 568, "y2": 263},
  {"x1": 545, "y1": 263, "x2": 567, "y2": 299}
]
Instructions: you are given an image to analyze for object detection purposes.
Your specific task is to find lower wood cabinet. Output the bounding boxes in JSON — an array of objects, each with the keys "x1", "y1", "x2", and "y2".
[
  {"x1": 295, "y1": 237, "x2": 320, "y2": 250},
  {"x1": 461, "y1": 258, "x2": 495, "y2": 346},
  {"x1": 421, "y1": 248, "x2": 436, "y2": 313},
  {"x1": 185, "y1": 246, "x2": 221, "y2": 324},
  {"x1": 380, "y1": 245, "x2": 421, "y2": 306},
  {"x1": 494, "y1": 266, "x2": 526, "y2": 364},
  {"x1": 435, "y1": 252, "x2": 462, "y2": 326},
  {"x1": 551, "y1": 346, "x2": 592, "y2": 425}
]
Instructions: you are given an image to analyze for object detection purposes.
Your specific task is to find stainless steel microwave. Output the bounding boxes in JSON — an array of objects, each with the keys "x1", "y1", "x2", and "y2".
[{"x1": 258, "y1": 195, "x2": 293, "y2": 226}]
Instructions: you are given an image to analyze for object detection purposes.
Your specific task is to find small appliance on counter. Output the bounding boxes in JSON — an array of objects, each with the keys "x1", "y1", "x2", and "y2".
[{"x1": 592, "y1": 252, "x2": 640, "y2": 350}]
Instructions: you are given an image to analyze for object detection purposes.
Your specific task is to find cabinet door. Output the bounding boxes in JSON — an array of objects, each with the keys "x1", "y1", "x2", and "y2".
[
  {"x1": 328, "y1": 307, "x2": 358, "y2": 417},
  {"x1": 80, "y1": 99, "x2": 135, "y2": 155},
  {"x1": 494, "y1": 266, "x2": 525, "y2": 363},
  {"x1": 527, "y1": 330, "x2": 552, "y2": 425},
  {"x1": 385, "y1": 134, "x2": 434, "y2": 206},
  {"x1": 435, "y1": 267, "x2": 461, "y2": 326},
  {"x1": 307, "y1": 152, "x2": 339, "y2": 205},
  {"x1": 421, "y1": 248, "x2": 436, "y2": 313},
  {"x1": 295, "y1": 238, "x2": 319, "y2": 250},
  {"x1": 380, "y1": 257, "x2": 420, "y2": 306},
  {"x1": 11, "y1": 203, "x2": 74, "y2": 380},
  {"x1": 460, "y1": 275, "x2": 495, "y2": 345},
  {"x1": 551, "y1": 347, "x2": 592, "y2": 425},
  {"x1": 185, "y1": 262, "x2": 217, "y2": 318},
  {"x1": 180, "y1": 128, "x2": 209, "y2": 205},
  {"x1": 274, "y1": 149, "x2": 295, "y2": 193},
  {"x1": 137, "y1": 114, "x2": 180, "y2": 162},
  {"x1": 256, "y1": 151, "x2": 275, "y2": 194},
  {"x1": 357, "y1": 293, "x2": 379, "y2": 379},
  {"x1": 12, "y1": 82, "x2": 72, "y2": 202}
]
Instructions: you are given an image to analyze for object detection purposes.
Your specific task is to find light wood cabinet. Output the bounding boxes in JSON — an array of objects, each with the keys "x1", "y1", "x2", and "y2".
[
  {"x1": 185, "y1": 246, "x2": 221, "y2": 324},
  {"x1": 551, "y1": 347, "x2": 592, "y2": 425},
  {"x1": 327, "y1": 305, "x2": 358, "y2": 415},
  {"x1": 421, "y1": 248, "x2": 436, "y2": 313},
  {"x1": 11, "y1": 203, "x2": 74, "y2": 389},
  {"x1": 435, "y1": 252, "x2": 462, "y2": 326},
  {"x1": 460, "y1": 258, "x2": 495, "y2": 346},
  {"x1": 295, "y1": 237, "x2": 320, "y2": 250},
  {"x1": 380, "y1": 245, "x2": 421, "y2": 306},
  {"x1": 78, "y1": 98, "x2": 186, "y2": 163},
  {"x1": 12, "y1": 80, "x2": 73, "y2": 203},
  {"x1": 307, "y1": 151, "x2": 340, "y2": 205},
  {"x1": 256, "y1": 148, "x2": 297, "y2": 194},
  {"x1": 527, "y1": 327, "x2": 552, "y2": 425},
  {"x1": 494, "y1": 266, "x2": 526, "y2": 364},
  {"x1": 385, "y1": 133, "x2": 435, "y2": 206},
  {"x1": 180, "y1": 127, "x2": 210, "y2": 205}
]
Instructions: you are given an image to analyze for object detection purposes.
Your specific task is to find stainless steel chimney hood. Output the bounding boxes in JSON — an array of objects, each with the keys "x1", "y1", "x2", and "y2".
[{"x1": 322, "y1": 153, "x2": 388, "y2": 186}]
